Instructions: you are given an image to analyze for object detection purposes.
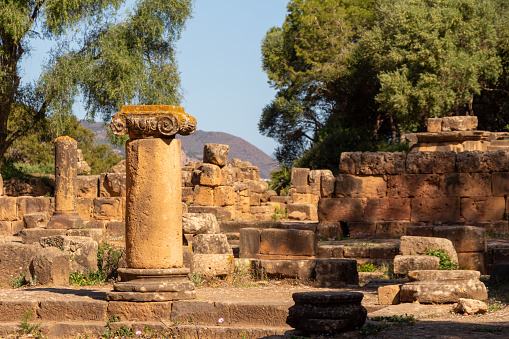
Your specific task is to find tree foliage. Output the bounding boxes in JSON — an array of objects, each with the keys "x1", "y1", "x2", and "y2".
[
  {"x1": 261, "y1": 0, "x2": 509, "y2": 172},
  {"x1": 0, "y1": 0, "x2": 193, "y2": 159}
]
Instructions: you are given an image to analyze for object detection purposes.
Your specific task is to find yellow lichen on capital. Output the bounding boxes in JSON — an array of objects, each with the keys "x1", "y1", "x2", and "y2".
[
  {"x1": 120, "y1": 105, "x2": 185, "y2": 115},
  {"x1": 55, "y1": 136, "x2": 75, "y2": 142}
]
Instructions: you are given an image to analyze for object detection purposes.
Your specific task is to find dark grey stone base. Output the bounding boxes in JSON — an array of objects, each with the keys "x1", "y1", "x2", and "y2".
[{"x1": 46, "y1": 211, "x2": 84, "y2": 229}]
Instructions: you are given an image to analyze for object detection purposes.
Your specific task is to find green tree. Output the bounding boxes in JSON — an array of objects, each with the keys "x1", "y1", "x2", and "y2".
[
  {"x1": 259, "y1": 0, "x2": 377, "y2": 165},
  {"x1": 0, "y1": 0, "x2": 193, "y2": 159}
]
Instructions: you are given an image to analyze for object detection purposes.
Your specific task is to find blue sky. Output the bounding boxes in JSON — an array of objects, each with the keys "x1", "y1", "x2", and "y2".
[
  {"x1": 21, "y1": 0, "x2": 288, "y2": 158},
  {"x1": 177, "y1": 1, "x2": 288, "y2": 157}
]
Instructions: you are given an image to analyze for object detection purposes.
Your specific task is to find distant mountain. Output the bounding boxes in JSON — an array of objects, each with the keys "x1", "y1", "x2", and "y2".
[{"x1": 80, "y1": 121, "x2": 279, "y2": 178}]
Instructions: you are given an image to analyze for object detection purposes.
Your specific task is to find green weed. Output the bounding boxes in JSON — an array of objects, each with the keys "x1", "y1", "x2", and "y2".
[
  {"x1": 424, "y1": 248, "x2": 458, "y2": 270},
  {"x1": 358, "y1": 263, "x2": 377, "y2": 272},
  {"x1": 69, "y1": 270, "x2": 106, "y2": 286},
  {"x1": 190, "y1": 271, "x2": 204, "y2": 287},
  {"x1": 20, "y1": 311, "x2": 43, "y2": 338},
  {"x1": 370, "y1": 314, "x2": 418, "y2": 325}
]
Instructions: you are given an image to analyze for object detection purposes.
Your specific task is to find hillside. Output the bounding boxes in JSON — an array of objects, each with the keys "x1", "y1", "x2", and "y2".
[{"x1": 81, "y1": 121, "x2": 279, "y2": 178}]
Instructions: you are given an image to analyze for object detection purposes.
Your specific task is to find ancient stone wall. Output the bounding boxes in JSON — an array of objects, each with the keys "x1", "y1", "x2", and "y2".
[{"x1": 318, "y1": 150, "x2": 509, "y2": 238}]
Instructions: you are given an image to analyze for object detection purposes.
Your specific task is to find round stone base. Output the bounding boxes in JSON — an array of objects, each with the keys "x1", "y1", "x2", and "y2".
[
  {"x1": 46, "y1": 211, "x2": 84, "y2": 229},
  {"x1": 106, "y1": 267, "x2": 196, "y2": 302}
]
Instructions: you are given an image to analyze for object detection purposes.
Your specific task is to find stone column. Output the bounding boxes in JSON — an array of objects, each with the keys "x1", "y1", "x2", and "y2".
[
  {"x1": 47, "y1": 136, "x2": 84, "y2": 229},
  {"x1": 106, "y1": 105, "x2": 197, "y2": 302}
]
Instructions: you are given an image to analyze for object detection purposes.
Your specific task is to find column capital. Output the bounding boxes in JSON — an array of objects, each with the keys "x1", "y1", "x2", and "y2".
[{"x1": 110, "y1": 105, "x2": 197, "y2": 139}]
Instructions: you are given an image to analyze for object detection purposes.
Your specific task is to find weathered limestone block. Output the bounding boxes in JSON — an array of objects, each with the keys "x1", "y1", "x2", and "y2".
[
  {"x1": 401, "y1": 270, "x2": 487, "y2": 303},
  {"x1": 443, "y1": 173, "x2": 491, "y2": 197},
  {"x1": 181, "y1": 187, "x2": 194, "y2": 205},
  {"x1": 182, "y1": 213, "x2": 220, "y2": 234},
  {"x1": 40, "y1": 235, "x2": 98, "y2": 273},
  {"x1": 457, "y1": 252, "x2": 486, "y2": 274},
  {"x1": 0, "y1": 243, "x2": 41, "y2": 287},
  {"x1": 369, "y1": 246, "x2": 398, "y2": 259},
  {"x1": 308, "y1": 170, "x2": 322, "y2": 195},
  {"x1": 220, "y1": 166, "x2": 236, "y2": 186},
  {"x1": 181, "y1": 168, "x2": 193, "y2": 187},
  {"x1": 456, "y1": 151, "x2": 491, "y2": 173},
  {"x1": 38, "y1": 300, "x2": 107, "y2": 321},
  {"x1": 406, "y1": 152, "x2": 456, "y2": 174},
  {"x1": 461, "y1": 197, "x2": 506, "y2": 222},
  {"x1": 454, "y1": 298, "x2": 487, "y2": 315},
  {"x1": 93, "y1": 197, "x2": 122, "y2": 220},
  {"x1": 399, "y1": 236, "x2": 458, "y2": 264},
  {"x1": 23, "y1": 212, "x2": 49, "y2": 228},
  {"x1": 393, "y1": 255, "x2": 440, "y2": 275},
  {"x1": 378, "y1": 285, "x2": 401, "y2": 305},
  {"x1": 261, "y1": 190, "x2": 277, "y2": 202},
  {"x1": 77, "y1": 175, "x2": 100, "y2": 198},
  {"x1": 339, "y1": 152, "x2": 361, "y2": 174},
  {"x1": 427, "y1": 118, "x2": 443, "y2": 132},
  {"x1": 383, "y1": 152, "x2": 407, "y2": 174},
  {"x1": 249, "y1": 192, "x2": 261, "y2": 206},
  {"x1": 387, "y1": 174, "x2": 443, "y2": 198},
  {"x1": 314, "y1": 259, "x2": 359, "y2": 287},
  {"x1": 193, "y1": 186, "x2": 214, "y2": 206},
  {"x1": 253, "y1": 259, "x2": 315, "y2": 279},
  {"x1": 109, "y1": 159, "x2": 126, "y2": 173},
  {"x1": 105, "y1": 220, "x2": 125, "y2": 238},
  {"x1": 194, "y1": 163, "x2": 223, "y2": 187},
  {"x1": 442, "y1": 116, "x2": 478, "y2": 131},
  {"x1": 287, "y1": 203, "x2": 317, "y2": 221},
  {"x1": 259, "y1": 229, "x2": 316, "y2": 257},
  {"x1": 213, "y1": 186, "x2": 235, "y2": 206},
  {"x1": 357, "y1": 152, "x2": 385, "y2": 175},
  {"x1": 270, "y1": 195, "x2": 290, "y2": 204},
  {"x1": 485, "y1": 150, "x2": 509, "y2": 172},
  {"x1": 410, "y1": 197, "x2": 460, "y2": 222},
  {"x1": 433, "y1": 226, "x2": 487, "y2": 252},
  {"x1": 203, "y1": 143, "x2": 229, "y2": 167},
  {"x1": 491, "y1": 172, "x2": 509, "y2": 196},
  {"x1": 287, "y1": 292, "x2": 367, "y2": 334},
  {"x1": 239, "y1": 228, "x2": 261, "y2": 258},
  {"x1": 29, "y1": 247, "x2": 70, "y2": 286},
  {"x1": 292, "y1": 193, "x2": 319, "y2": 206},
  {"x1": 100, "y1": 173, "x2": 126, "y2": 197},
  {"x1": 77, "y1": 198, "x2": 94, "y2": 221},
  {"x1": 193, "y1": 254, "x2": 234, "y2": 278},
  {"x1": 376, "y1": 221, "x2": 416, "y2": 238},
  {"x1": 192, "y1": 234, "x2": 232, "y2": 254},
  {"x1": 342, "y1": 246, "x2": 370, "y2": 258},
  {"x1": 107, "y1": 301, "x2": 172, "y2": 322},
  {"x1": 0, "y1": 221, "x2": 12, "y2": 235},
  {"x1": 320, "y1": 170, "x2": 335, "y2": 198},
  {"x1": 0, "y1": 197, "x2": 17, "y2": 221},
  {"x1": 334, "y1": 175, "x2": 386, "y2": 198},
  {"x1": 364, "y1": 198, "x2": 411, "y2": 221},
  {"x1": 318, "y1": 198, "x2": 365, "y2": 222},
  {"x1": 187, "y1": 206, "x2": 233, "y2": 221},
  {"x1": 291, "y1": 168, "x2": 310, "y2": 187},
  {"x1": 246, "y1": 179, "x2": 269, "y2": 193},
  {"x1": 17, "y1": 197, "x2": 52, "y2": 220}
]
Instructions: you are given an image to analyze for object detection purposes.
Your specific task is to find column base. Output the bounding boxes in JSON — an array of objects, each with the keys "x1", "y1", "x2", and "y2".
[
  {"x1": 106, "y1": 267, "x2": 196, "y2": 302},
  {"x1": 46, "y1": 211, "x2": 84, "y2": 229}
]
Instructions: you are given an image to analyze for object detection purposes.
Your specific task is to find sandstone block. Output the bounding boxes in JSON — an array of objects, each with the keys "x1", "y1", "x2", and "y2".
[
  {"x1": 410, "y1": 197, "x2": 460, "y2": 222},
  {"x1": 316, "y1": 222, "x2": 341, "y2": 240},
  {"x1": 485, "y1": 150, "x2": 509, "y2": 172},
  {"x1": 406, "y1": 152, "x2": 456, "y2": 173},
  {"x1": 291, "y1": 168, "x2": 310, "y2": 187},
  {"x1": 109, "y1": 159, "x2": 126, "y2": 173},
  {"x1": 357, "y1": 152, "x2": 386, "y2": 175},
  {"x1": 393, "y1": 255, "x2": 440, "y2": 275},
  {"x1": 38, "y1": 300, "x2": 107, "y2": 321},
  {"x1": 364, "y1": 198, "x2": 410, "y2": 221},
  {"x1": 320, "y1": 170, "x2": 335, "y2": 198},
  {"x1": 195, "y1": 163, "x2": 223, "y2": 187},
  {"x1": 292, "y1": 193, "x2": 319, "y2": 206},
  {"x1": 106, "y1": 220, "x2": 125, "y2": 238},
  {"x1": 343, "y1": 246, "x2": 370, "y2": 258},
  {"x1": 203, "y1": 143, "x2": 229, "y2": 167},
  {"x1": 182, "y1": 213, "x2": 220, "y2": 234},
  {"x1": 77, "y1": 198, "x2": 94, "y2": 221},
  {"x1": 93, "y1": 197, "x2": 122, "y2": 220},
  {"x1": 193, "y1": 186, "x2": 214, "y2": 206},
  {"x1": 77, "y1": 175, "x2": 100, "y2": 198},
  {"x1": 193, "y1": 253, "x2": 234, "y2": 278},
  {"x1": 383, "y1": 152, "x2": 407, "y2": 174},
  {"x1": 249, "y1": 192, "x2": 261, "y2": 206},
  {"x1": 388, "y1": 174, "x2": 445, "y2": 199},
  {"x1": 492, "y1": 172, "x2": 509, "y2": 196},
  {"x1": 443, "y1": 173, "x2": 491, "y2": 197},
  {"x1": 270, "y1": 195, "x2": 290, "y2": 204},
  {"x1": 192, "y1": 234, "x2": 232, "y2": 254},
  {"x1": 0, "y1": 243, "x2": 41, "y2": 287},
  {"x1": 407, "y1": 269, "x2": 481, "y2": 281},
  {"x1": 454, "y1": 298, "x2": 487, "y2": 315},
  {"x1": 181, "y1": 169, "x2": 193, "y2": 187},
  {"x1": 0, "y1": 197, "x2": 17, "y2": 221},
  {"x1": 457, "y1": 252, "x2": 486, "y2": 273},
  {"x1": 456, "y1": 151, "x2": 491, "y2": 173},
  {"x1": 261, "y1": 190, "x2": 277, "y2": 202},
  {"x1": 399, "y1": 236, "x2": 458, "y2": 264},
  {"x1": 23, "y1": 212, "x2": 49, "y2": 229},
  {"x1": 259, "y1": 229, "x2": 316, "y2": 257},
  {"x1": 294, "y1": 185, "x2": 312, "y2": 194},
  {"x1": 21, "y1": 228, "x2": 66, "y2": 244},
  {"x1": 41, "y1": 235, "x2": 98, "y2": 274},
  {"x1": 67, "y1": 228, "x2": 104, "y2": 244},
  {"x1": 17, "y1": 197, "x2": 52, "y2": 219},
  {"x1": 442, "y1": 116, "x2": 478, "y2": 131},
  {"x1": 369, "y1": 246, "x2": 398, "y2": 259},
  {"x1": 181, "y1": 186, "x2": 194, "y2": 205},
  {"x1": 339, "y1": 152, "x2": 361, "y2": 174},
  {"x1": 376, "y1": 221, "x2": 416, "y2": 238},
  {"x1": 315, "y1": 259, "x2": 359, "y2": 287},
  {"x1": 29, "y1": 247, "x2": 70, "y2": 285},
  {"x1": 240, "y1": 228, "x2": 261, "y2": 258},
  {"x1": 253, "y1": 259, "x2": 315, "y2": 279},
  {"x1": 378, "y1": 285, "x2": 401, "y2": 305},
  {"x1": 462, "y1": 196, "x2": 506, "y2": 222},
  {"x1": 213, "y1": 186, "x2": 235, "y2": 206},
  {"x1": 107, "y1": 301, "x2": 172, "y2": 321},
  {"x1": 401, "y1": 277, "x2": 487, "y2": 303},
  {"x1": 427, "y1": 118, "x2": 443, "y2": 132},
  {"x1": 287, "y1": 203, "x2": 317, "y2": 221},
  {"x1": 406, "y1": 225, "x2": 435, "y2": 237},
  {"x1": 99, "y1": 173, "x2": 126, "y2": 197},
  {"x1": 0, "y1": 221, "x2": 11, "y2": 235},
  {"x1": 335, "y1": 174, "x2": 386, "y2": 198},
  {"x1": 186, "y1": 206, "x2": 233, "y2": 221},
  {"x1": 318, "y1": 198, "x2": 365, "y2": 222},
  {"x1": 433, "y1": 226, "x2": 487, "y2": 252},
  {"x1": 247, "y1": 179, "x2": 269, "y2": 193},
  {"x1": 220, "y1": 166, "x2": 236, "y2": 186}
]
